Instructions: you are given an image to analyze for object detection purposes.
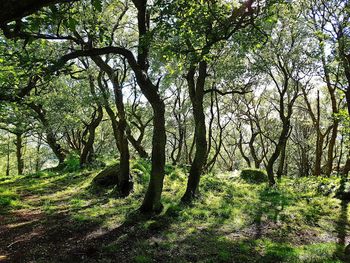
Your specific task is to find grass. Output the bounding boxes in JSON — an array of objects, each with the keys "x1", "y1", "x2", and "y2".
[{"x1": 0, "y1": 160, "x2": 349, "y2": 262}]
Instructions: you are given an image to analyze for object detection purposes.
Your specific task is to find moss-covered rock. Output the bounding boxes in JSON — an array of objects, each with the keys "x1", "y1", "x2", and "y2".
[
  {"x1": 91, "y1": 164, "x2": 119, "y2": 188},
  {"x1": 240, "y1": 168, "x2": 267, "y2": 184}
]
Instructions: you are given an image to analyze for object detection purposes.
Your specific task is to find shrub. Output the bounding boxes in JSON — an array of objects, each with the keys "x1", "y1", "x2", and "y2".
[
  {"x1": 131, "y1": 159, "x2": 151, "y2": 184},
  {"x1": 317, "y1": 177, "x2": 339, "y2": 196},
  {"x1": 240, "y1": 168, "x2": 267, "y2": 183},
  {"x1": 64, "y1": 153, "x2": 80, "y2": 172}
]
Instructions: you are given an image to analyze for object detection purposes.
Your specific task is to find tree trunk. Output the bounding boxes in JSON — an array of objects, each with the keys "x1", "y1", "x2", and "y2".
[
  {"x1": 337, "y1": 28, "x2": 350, "y2": 176},
  {"x1": 276, "y1": 141, "x2": 286, "y2": 179},
  {"x1": 205, "y1": 91, "x2": 225, "y2": 171},
  {"x1": 301, "y1": 148, "x2": 310, "y2": 177},
  {"x1": 314, "y1": 131, "x2": 324, "y2": 176},
  {"x1": 249, "y1": 133, "x2": 260, "y2": 169},
  {"x1": 47, "y1": 132, "x2": 65, "y2": 165},
  {"x1": 92, "y1": 58, "x2": 132, "y2": 196},
  {"x1": 320, "y1": 39, "x2": 339, "y2": 176},
  {"x1": 15, "y1": 133, "x2": 24, "y2": 175},
  {"x1": 173, "y1": 128, "x2": 184, "y2": 165},
  {"x1": 342, "y1": 158, "x2": 350, "y2": 176},
  {"x1": 125, "y1": 127, "x2": 148, "y2": 159},
  {"x1": 6, "y1": 138, "x2": 10, "y2": 176},
  {"x1": 182, "y1": 61, "x2": 208, "y2": 203},
  {"x1": 266, "y1": 121, "x2": 290, "y2": 186},
  {"x1": 29, "y1": 103, "x2": 66, "y2": 164},
  {"x1": 113, "y1": 80, "x2": 132, "y2": 196},
  {"x1": 35, "y1": 135, "x2": 41, "y2": 172},
  {"x1": 181, "y1": 100, "x2": 207, "y2": 202},
  {"x1": 346, "y1": 90, "x2": 350, "y2": 117},
  {"x1": 140, "y1": 100, "x2": 166, "y2": 213},
  {"x1": 325, "y1": 121, "x2": 338, "y2": 176},
  {"x1": 80, "y1": 106, "x2": 103, "y2": 167},
  {"x1": 238, "y1": 132, "x2": 251, "y2": 167}
]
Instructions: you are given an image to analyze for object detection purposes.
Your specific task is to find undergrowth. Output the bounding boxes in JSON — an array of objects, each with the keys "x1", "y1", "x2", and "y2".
[{"x1": 0, "y1": 159, "x2": 349, "y2": 262}]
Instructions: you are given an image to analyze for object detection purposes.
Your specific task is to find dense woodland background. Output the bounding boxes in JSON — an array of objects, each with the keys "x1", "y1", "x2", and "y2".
[{"x1": 0, "y1": 0, "x2": 350, "y2": 262}]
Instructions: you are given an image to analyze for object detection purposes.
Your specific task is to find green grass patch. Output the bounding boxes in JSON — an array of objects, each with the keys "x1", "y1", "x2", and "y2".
[
  {"x1": 0, "y1": 163, "x2": 349, "y2": 262},
  {"x1": 0, "y1": 186, "x2": 20, "y2": 212}
]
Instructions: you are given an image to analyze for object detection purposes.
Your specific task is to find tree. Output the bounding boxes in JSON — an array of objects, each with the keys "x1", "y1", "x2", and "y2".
[
  {"x1": 0, "y1": 0, "x2": 76, "y2": 25},
  {"x1": 254, "y1": 5, "x2": 311, "y2": 184},
  {"x1": 157, "y1": 0, "x2": 266, "y2": 202},
  {"x1": 0, "y1": 104, "x2": 33, "y2": 175}
]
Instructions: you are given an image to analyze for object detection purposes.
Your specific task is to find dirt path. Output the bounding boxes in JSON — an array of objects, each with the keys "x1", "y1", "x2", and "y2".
[
  {"x1": 0, "y1": 193, "x2": 156, "y2": 263},
  {"x1": 0, "y1": 192, "x2": 102, "y2": 263}
]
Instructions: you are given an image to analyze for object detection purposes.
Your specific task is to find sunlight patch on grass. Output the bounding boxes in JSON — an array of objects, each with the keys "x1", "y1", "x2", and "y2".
[
  {"x1": 0, "y1": 187, "x2": 22, "y2": 212},
  {"x1": 1, "y1": 164, "x2": 349, "y2": 262}
]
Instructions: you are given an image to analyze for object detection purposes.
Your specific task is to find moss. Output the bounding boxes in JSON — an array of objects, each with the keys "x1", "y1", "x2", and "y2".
[
  {"x1": 240, "y1": 168, "x2": 268, "y2": 183},
  {"x1": 134, "y1": 255, "x2": 152, "y2": 263},
  {"x1": 0, "y1": 187, "x2": 20, "y2": 212},
  {"x1": 90, "y1": 164, "x2": 119, "y2": 188}
]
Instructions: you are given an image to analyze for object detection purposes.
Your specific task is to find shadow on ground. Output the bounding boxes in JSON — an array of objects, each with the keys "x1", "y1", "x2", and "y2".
[{"x1": 0, "y1": 170, "x2": 348, "y2": 263}]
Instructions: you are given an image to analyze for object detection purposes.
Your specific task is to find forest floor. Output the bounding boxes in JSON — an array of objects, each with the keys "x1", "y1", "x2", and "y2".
[{"x1": 0, "y1": 160, "x2": 349, "y2": 263}]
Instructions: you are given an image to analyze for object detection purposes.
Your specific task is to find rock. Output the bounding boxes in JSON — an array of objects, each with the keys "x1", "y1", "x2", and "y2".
[
  {"x1": 240, "y1": 169, "x2": 267, "y2": 184},
  {"x1": 91, "y1": 164, "x2": 119, "y2": 188}
]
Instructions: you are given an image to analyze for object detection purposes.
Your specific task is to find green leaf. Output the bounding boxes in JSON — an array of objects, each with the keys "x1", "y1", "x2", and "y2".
[
  {"x1": 92, "y1": 0, "x2": 102, "y2": 12},
  {"x1": 68, "y1": 17, "x2": 78, "y2": 31}
]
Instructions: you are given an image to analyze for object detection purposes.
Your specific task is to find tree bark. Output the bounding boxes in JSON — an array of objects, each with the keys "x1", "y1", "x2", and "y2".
[
  {"x1": 266, "y1": 121, "x2": 290, "y2": 186},
  {"x1": 321, "y1": 46, "x2": 339, "y2": 176},
  {"x1": 15, "y1": 133, "x2": 24, "y2": 175},
  {"x1": 314, "y1": 131, "x2": 324, "y2": 176},
  {"x1": 35, "y1": 134, "x2": 42, "y2": 172},
  {"x1": 276, "y1": 141, "x2": 286, "y2": 179},
  {"x1": 93, "y1": 58, "x2": 132, "y2": 196},
  {"x1": 113, "y1": 79, "x2": 132, "y2": 196},
  {"x1": 29, "y1": 103, "x2": 66, "y2": 164},
  {"x1": 139, "y1": 99, "x2": 166, "y2": 213},
  {"x1": 125, "y1": 127, "x2": 148, "y2": 159},
  {"x1": 48, "y1": 0, "x2": 167, "y2": 213},
  {"x1": 80, "y1": 106, "x2": 103, "y2": 167},
  {"x1": 325, "y1": 121, "x2": 338, "y2": 175},
  {"x1": 6, "y1": 138, "x2": 10, "y2": 176},
  {"x1": 182, "y1": 61, "x2": 208, "y2": 203},
  {"x1": 238, "y1": 131, "x2": 251, "y2": 167}
]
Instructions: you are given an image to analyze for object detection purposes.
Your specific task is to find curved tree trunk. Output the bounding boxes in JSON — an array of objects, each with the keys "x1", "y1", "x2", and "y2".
[
  {"x1": 114, "y1": 80, "x2": 132, "y2": 196},
  {"x1": 126, "y1": 127, "x2": 148, "y2": 159},
  {"x1": 92, "y1": 57, "x2": 132, "y2": 196},
  {"x1": 182, "y1": 61, "x2": 208, "y2": 203},
  {"x1": 139, "y1": 100, "x2": 166, "y2": 213},
  {"x1": 266, "y1": 107, "x2": 293, "y2": 185},
  {"x1": 80, "y1": 106, "x2": 103, "y2": 167},
  {"x1": 29, "y1": 103, "x2": 66, "y2": 164},
  {"x1": 276, "y1": 141, "x2": 287, "y2": 179},
  {"x1": 238, "y1": 131, "x2": 251, "y2": 167}
]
